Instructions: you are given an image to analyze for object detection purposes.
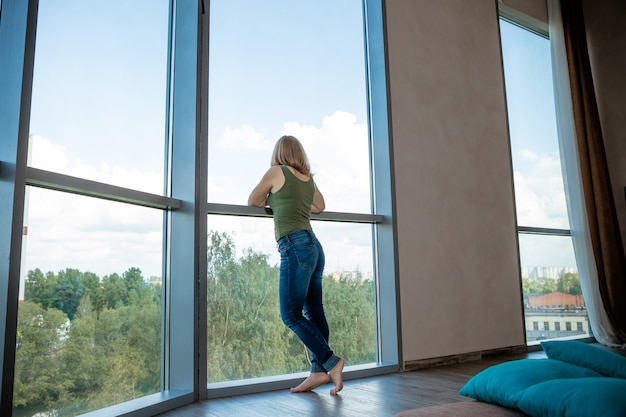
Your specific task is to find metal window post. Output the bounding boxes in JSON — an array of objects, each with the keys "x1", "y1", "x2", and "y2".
[{"x1": 0, "y1": 0, "x2": 39, "y2": 413}]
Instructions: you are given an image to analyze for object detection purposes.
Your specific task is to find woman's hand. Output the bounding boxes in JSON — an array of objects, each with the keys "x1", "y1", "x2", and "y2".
[{"x1": 311, "y1": 185, "x2": 325, "y2": 213}]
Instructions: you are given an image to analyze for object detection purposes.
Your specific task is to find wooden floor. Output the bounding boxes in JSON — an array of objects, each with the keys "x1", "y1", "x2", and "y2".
[
  {"x1": 156, "y1": 345, "x2": 626, "y2": 417},
  {"x1": 156, "y1": 350, "x2": 547, "y2": 417}
]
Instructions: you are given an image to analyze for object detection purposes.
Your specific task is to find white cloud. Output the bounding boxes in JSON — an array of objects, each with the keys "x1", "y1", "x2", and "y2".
[
  {"x1": 219, "y1": 124, "x2": 271, "y2": 150},
  {"x1": 23, "y1": 185, "x2": 164, "y2": 279},
  {"x1": 29, "y1": 134, "x2": 70, "y2": 170},
  {"x1": 209, "y1": 111, "x2": 371, "y2": 213},
  {"x1": 206, "y1": 111, "x2": 373, "y2": 273},
  {"x1": 24, "y1": 135, "x2": 164, "y2": 279},
  {"x1": 24, "y1": 112, "x2": 375, "y2": 280},
  {"x1": 518, "y1": 233, "x2": 576, "y2": 269},
  {"x1": 205, "y1": 111, "x2": 373, "y2": 273},
  {"x1": 29, "y1": 134, "x2": 163, "y2": 194},
  {"x1": 281, "y1": 111, "x2": 370, "y2": 213},
  {"x1": 513, "y1": 152, "x2": 569, "y2": 229},
  {"x1": 517, "y1": 149, "x2": 538, "y2": 161},
  {"x1": 26, "y1": 123, "x2": 575, "y2": 279}
]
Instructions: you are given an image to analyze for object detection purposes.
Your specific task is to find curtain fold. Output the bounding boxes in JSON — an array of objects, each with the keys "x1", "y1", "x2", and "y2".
[{"x1": 549, "y1": 0, "x2": 626, "y2": 345}]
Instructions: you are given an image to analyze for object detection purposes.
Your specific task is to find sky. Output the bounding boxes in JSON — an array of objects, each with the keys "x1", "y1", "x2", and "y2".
[
  {"x1": 499, "y1": 20, "x2": 576, "y2": 270},
  {"x1": 22, "y1": 2, "x2": 576, "y2": 282}
]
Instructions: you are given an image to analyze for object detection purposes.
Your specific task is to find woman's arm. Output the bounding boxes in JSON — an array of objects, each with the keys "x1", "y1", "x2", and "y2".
[
  {"x1": 248, "y1": 166, "x2": 282, "y2": 207},
  {"x1": 311, "y1": 185, "x2": 325, "y2": 214}
]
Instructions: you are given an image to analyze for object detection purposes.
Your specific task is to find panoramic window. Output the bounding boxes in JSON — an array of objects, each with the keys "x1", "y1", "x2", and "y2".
[
  {"x1": 206, "y1": 0, "x2": 378, "y2": 386},
  {"x1": 13, "y1": 1, "x2": 170, "y2": 415},
  {"x1": 499, "y1": 19, "x2": 589, "y2": 344},
  {"x1": 3, "y1": 0, "x2": 394, "y2": 413}
]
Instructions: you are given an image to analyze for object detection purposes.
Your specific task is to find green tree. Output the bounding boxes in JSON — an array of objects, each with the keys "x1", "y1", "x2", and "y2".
[
  {"x1": 18, "y1": 227, "x2": 379, "y2": 409},
  {"x1": 83, "y1": 271, "x2": 105, "y2": 319},
  {"x1": 25, "y1": 268, "x2": 58, "y2": 310},
  {"x1": 17, "y1": 266, "x2": 162, "y2": 415},
  {"x1": 324, "y1": 271, "x2": 376, "y2": 365},
  {"x1": 12, "y1": 302, "x2": 71, "y2": 410},
  {"x1": 557, "y1": 272, "x2": 582, "y2": 295},
  {"x1": 53, "y1": 269, "x2": 88, "y2": 320},
  {"x1": 102, "y1": 272, "x2": 126, "y2": 309},
  {"x1": 205, "y1": 230, "x2": 377, "y2": 382},
  {"x1": 86, "y1": 301, "x2": 161, "y2": 411},
  {"x1": 122, "y1": 267, "x2": 150, "y2": 304},
  {"x1": 206, "y1": 231, "x2": 305, "y2": 382},
  {"x1": 58, "y1": 297, "x2": 106, "y2": 397},
  {"x1": 26, "y1": 268, "x2": 95, "y2": 320},
  {"x1": 522, "y1": 277, "x2": 558, "y2": 294},
  {"x1": 206, "y1": 230, "x2": 244, "y2": 381},
  {"x1": 238, "y1": 248, "x2": 302, "y2": 376}
]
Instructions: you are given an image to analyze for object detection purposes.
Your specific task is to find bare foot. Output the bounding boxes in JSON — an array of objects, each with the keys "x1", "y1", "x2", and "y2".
[
  {"x1": 290, "y1": 372, "x2": 330, "y2": 393},
  {"x1": 328, "y1": 357, "x2": 344, "y2": 395}
]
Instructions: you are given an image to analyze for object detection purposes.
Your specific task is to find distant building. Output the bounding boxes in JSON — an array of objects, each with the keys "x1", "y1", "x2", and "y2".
[
  {"x1": 524, "y1": 310, "x2": 589, "y2": 342},
  {"x1": 527, "y1": 292, "x2": 585, "y2": 310},
  {"x1": 328, "y1": 270, "x2": 374, "y2": 281},
  {"x1": 521, "y1": 266, "x2": 577, "y2": 280},
  {"x1": 524, "y1": 291, "x2": 588, "y2": 342}
]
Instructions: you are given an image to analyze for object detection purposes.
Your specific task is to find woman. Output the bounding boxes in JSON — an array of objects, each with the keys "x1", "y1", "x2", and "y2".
[{"x1": 248, "y1": 135, "x2": 344, "y2": 395}]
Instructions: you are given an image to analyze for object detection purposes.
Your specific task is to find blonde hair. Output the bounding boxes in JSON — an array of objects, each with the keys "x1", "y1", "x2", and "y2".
[{"x1": 271, "y1": 135, "x2": 311, "y2": 176}]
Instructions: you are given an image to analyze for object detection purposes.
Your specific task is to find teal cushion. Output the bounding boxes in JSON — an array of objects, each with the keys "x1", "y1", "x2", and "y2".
[
  {"x1": 541, "y1": 340, "x2": 626, "y2": 378},
  {"x1": 458, "y1": 359, "x2": 601, "y2": 409},
  {"x1": 516, "y1": 377, "x2": 626, "y2": 417}
]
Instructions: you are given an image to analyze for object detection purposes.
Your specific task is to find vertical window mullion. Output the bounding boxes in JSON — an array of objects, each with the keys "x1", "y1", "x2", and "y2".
[
  {"x1": 364, "y1": 0, "x2": 400, "y2": 366},
  {"x1": 0, "y1": 0, "x2": 38, "y2": 413},
  {"x1": 166, "y1": 0, "x2": 203, "y2": 393}
]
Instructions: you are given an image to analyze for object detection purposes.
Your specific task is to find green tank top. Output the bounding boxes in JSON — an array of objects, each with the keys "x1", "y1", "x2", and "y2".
[{"x1": 267, "y1": 165, "x2": 315, "y2": 240}]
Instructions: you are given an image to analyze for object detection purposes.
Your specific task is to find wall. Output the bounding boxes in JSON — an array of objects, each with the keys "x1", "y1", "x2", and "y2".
[
  {"x1": 384, "y1": 0, "x2": 526, "y2": 364},
  {"x1": 582, "y1": 0, "x2": 626, "y2": 256}
]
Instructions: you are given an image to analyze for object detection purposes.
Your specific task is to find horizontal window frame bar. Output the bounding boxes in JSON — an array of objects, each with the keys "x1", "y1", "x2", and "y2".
[
  {"x1": 78, "y1": 390, "x2": 193, "y2": 417},
  {"x1": 498, "y1": 4, "x2": 549, "y2": 38},
  {"x1": 23, "y1": 166, "x2": 182, "y2": 210},
  {"x1": 517, "y1": 226, "x2": 571, "y2": 236},
  {"x1": 206, "y1": 202, "x2": 384, "y2": 223}
]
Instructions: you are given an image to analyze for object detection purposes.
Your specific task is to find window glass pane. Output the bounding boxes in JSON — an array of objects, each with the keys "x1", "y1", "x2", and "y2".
[
  {"x1": 500, "y1": 21, "x2": 569, "y2": 229},
  {"x1": 500, "y1": 19, "x2": 589, "y2": 345},
  {"x1": 14, "y1": 187, "x2": 164, "y2": 415},
  {"x1": 206, "y1": 215, "x2": 376, "y2": 384},
  {"x1": 206, "y1": 0, "x2": 378, "y2": 387},
  {"x1": 28, "y1": 0, "x2": 169, "y2": 194},
  {"x1": 208, "y1": 0, "x2": 371, "y2": 213},
  {"x1": 519, "y1": 234, "x2": 589, "y2": 343}
]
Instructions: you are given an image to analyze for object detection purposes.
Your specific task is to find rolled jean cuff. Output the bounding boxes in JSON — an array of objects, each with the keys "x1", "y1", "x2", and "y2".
[
  {"x1": 311, "y1": 362, "x2": 326, "y2": 373},
  {"x1": 321, "y1": 354, "x2": 341, "y2": 373}
]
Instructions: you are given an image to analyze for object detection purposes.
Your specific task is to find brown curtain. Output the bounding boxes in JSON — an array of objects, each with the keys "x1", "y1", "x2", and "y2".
[{"x1": 560, "y1": 0, "x2": 626, "y2": 343}]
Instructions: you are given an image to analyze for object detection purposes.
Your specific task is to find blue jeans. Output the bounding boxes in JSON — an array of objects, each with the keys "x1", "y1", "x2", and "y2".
[{"x1": 277, "y1": 229, "x2": 340, "y2": 373}]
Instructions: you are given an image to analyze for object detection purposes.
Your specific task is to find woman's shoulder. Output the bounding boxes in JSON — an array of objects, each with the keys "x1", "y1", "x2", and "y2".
[
  {"x1": 283, "y1": 165, "x2": 311, "y2": 182},
  {"x1": 258, "y1": 165, "x2": 285, "y2": 189},
  {"x1": 268, "y1": 165, "x2": 286, "y2": 176}
]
